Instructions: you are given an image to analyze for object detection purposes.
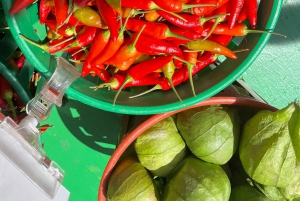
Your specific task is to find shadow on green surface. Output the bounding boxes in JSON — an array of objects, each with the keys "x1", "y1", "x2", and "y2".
[{"x1": 56, "y1": 98, "x2": 123, "y2": 155}]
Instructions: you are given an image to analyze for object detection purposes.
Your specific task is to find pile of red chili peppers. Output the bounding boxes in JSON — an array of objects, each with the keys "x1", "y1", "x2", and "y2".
[{"x1": 10, "y1": 0, "x2": 265, "y2": 104}]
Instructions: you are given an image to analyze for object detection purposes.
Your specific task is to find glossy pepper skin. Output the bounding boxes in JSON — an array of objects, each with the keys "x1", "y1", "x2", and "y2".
[
  {"x1": 185, "y1": 39, "x2": 237, "y2": 59},
  {"x1": 245, "y1": 0, "x2": 257, "y2": 29},
  {"x1": 53, "y1": 0, "x2": 69, "y2": 26},
  {"x1": 191, "y1": 0, "x2": 229, "y2": 16},
  {"x1": 105, "y1": 26, "x2": 146, "y2": 71},
  {"x1": 125, "y1": 18, "x2": 191, "y2": 40},
  {"x1": 135, "y1": 34, "x2": 182, "y2": 56},
  {"x1": 228, "y1": 0, "x2": 245, "y2": 29},
  {"x1": 64, "y1": 26, "x2": 98, "y2": 51},
  {"x1": 81, "y1": 30, "x2": 110, "y2": 77},
  {"x1": 45, "y1": 20, "x2": 75, "y2": 37},
  {"x1": 73, "y1": 6, "x2": 108, "y2": 29},
  {"x1": 96, "y1": 0, "x2": 120, "y2": 42},
  {"x1": 39, "y1": 0, "x2": 53, "y2": 24},
  {"x1": 9, "y1": 0, "x2": 34, "y2": 14},
  {"x1": 121, "y1": 0, "x2": 157, "y2": 10}
]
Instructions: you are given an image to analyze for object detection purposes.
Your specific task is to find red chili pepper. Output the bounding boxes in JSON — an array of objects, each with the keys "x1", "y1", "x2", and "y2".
[
  {"x1": 20, "y1": 34, "x2": 75, "y2": 54},
  {"x1": 53, "y1": 0, "x2": 69, "y2": 26},
  {"x1": 105, "y1": 25, "x2": 146, "y2": 71},
  {"x1": 129, "y1": 66, "x2": 188, "y2": 99},
  {"x1": 152, "y1": 0, "x2": 215, "y2": 12},
  {"x1": 96, "y1": 0, "x2": 120, "y2": 42},
  {"x1": 173, "y1": 48, "x2": 184, "y2": 68},
  {"x1": 65, "y1": 26, "x2": 98, "y2": 51},
  {"x1": 135, "y1": 34, "x2": 182, "y2": 56},
  {"x1": 16, "y1": 54, "x2": 26, "y2": 69},
  {"x1": 245, "y1": 0, "x2": 258, "y2": 29},
  {"x1": 237, "y1": 4, "x2": 247, "y2": 23},
  {"x1": 81, "y1": 30, "x2": 110, "y2": 77},
  {"x1": 113, "y1": 55, "x2": 174, "y2": 104},
  {"x1": 0, "y1": 74, "x2": 17, "y2": 122},
  {"x1": 167, "y1": 24, "x2": 203, "y2": 40},
  {"x1": 74, "y1": 0, "x2": 91, "y2": 8},
  {"x1": 228, "y1": 0, "x2": 245, "y2": 29},
  {"x1": 39, "y1": 0, "x2": 53, "y2": 24},
  {"x1": 212, "y1": 34, "x2": 233, "y2": 46},
  {"x1": 121, "y1": 0, "x2": 158, "y2": 10},
  {"x1": 125, "y1": 18, "x2": 192, "y2": 40},
  {"x1": 208, "y1": 23, "x2": 286, "y2": 37},
  {"x1": 135, "y1": 52, "x2": 218, "y2": 98},
  {"x1": 91, "y1": 13, "x2": 132, "y2": 67},
  {"x1": 156, "y1": 10, "x2": 210, "y2": 29},
  {"x1": 185, "y1": 39, "x2": 237, "y2": 59},
  {"x1": 92, "y1": 67, "x2": 111, "y2": 83},
  {"x1": 9, "y1": 0, "x2": 34, "y2": 14},
  {"x1": 70, "y1": 49, "x2": 85, "y2": 63},
  {"x1": 45, "y1": 20, "x2": 75, "y2": 37},
  {"x1": 191, "y1": 0, "x2": 228, "y2": 16}
]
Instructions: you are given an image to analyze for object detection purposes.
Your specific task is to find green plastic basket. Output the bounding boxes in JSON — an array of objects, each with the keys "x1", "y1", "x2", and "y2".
[
  {"x1": 0, "y1": 4, "x2": 31, "y2": 105},
  {"x1": 2, "y1": 0, "x2": 283, "y2": 115}
]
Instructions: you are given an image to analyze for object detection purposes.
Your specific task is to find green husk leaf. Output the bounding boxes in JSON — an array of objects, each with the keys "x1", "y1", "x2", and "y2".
[
  {"x1": 177, "y1": 105, "x2": 240, "y2": 165},
  {"x1": 164, "y1": 156, "x2": 231, "y2": 201},
  {"x1": 134, "y1": 117, "x2": 187, "y2": 177},
  {"x1": 279, "y1": 178, "x2": 300, "y2": 200},
  {"x1": 105, "y1": 0, "x2": 122, "y2": 14},
  {"x1": 239, "y1": 102, "x2": 300, "y2": 188},
  {"x1": 229, "y1": 185, "x2": 270, "y2": 201},
  {"x1": 107, "y1": 156, "x2": 160, "y2": 201}
]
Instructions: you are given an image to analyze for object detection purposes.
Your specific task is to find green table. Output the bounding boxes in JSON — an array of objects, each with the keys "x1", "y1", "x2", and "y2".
[
  {"x1": 242, "y1": 0, "x2": 300, "y2": 109},
  {"x1": 41, "y1": 1, "x2": 299, "y2": 201}
]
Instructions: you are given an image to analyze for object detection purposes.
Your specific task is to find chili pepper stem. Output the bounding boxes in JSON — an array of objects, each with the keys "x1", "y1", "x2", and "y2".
[
  {"x1": 174, "y1": 56, "x2": 194, "y2": 66},
  {"x1": 113, "y1": 75, "x2": 134, "y2": 105},
  {"x1": 168, "y1": 77, "x2": 183, "y2": 104},
  {"x1": 91, "y1": 79, "x2": 118, "y2": 91},
  {"x1": 165, "y1": 28, "x2": 193, "y2": 41},
  {"x1": 129, "y1": 84, "x2": 162, "y2": 98},
  {"x1": 246, "y1": 30, "x2": 286, "y2": 38},
  {"x1": 51, "y1": 36, "x2": 75, "y2": 48},
  {"x1": 128, "y1": 25, "x2": 146, "y2": 52},
  {"x1": 0, "y1": 27, "x2": 9, "y2": 30},
  {"x1": 159, "y1": 9, "x2": 187, "y2": 22},
  {"x1": 200, "y1": 13, "x2": 229, "y2": 25},
  {"x1": 202, "y1": 15, "x2": 229, "y2": 41},
  {"x1": 187, "y1": 64, "x2": 196, "y2": 97},
  {"x1": 19, "y1": 34, "x2": 49, "y2": 51},
  {"x1": 233, "y1": 49, "x2": 249, "y2": 53},
  {"x1": 183, "y1": 3, "x2": 218, "y2": 10}
]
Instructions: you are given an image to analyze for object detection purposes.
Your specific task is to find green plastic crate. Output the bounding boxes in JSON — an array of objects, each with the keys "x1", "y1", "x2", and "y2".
[{"x1": 2, "y1": 0, "x2": 283, "y2": 115}]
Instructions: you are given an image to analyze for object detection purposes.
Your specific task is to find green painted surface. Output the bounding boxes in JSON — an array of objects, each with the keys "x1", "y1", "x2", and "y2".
[
  {"x1": 41, "y1": 99, "x2": 122, "y2": 201},
  {"x1": 39, "y1": 1, "x2": 299, "y2": 200},
  {"x1": 242, "y1": 0, "x2": 300, "y2": 109}
]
